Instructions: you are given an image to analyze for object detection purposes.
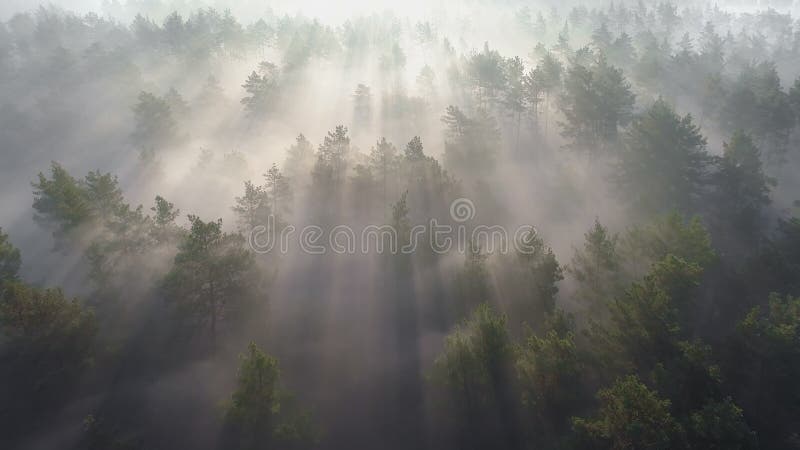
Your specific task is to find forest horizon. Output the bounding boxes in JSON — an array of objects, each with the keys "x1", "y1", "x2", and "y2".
[{"x1": 2, "y1": 1, "x2": 800, "y2": 449}]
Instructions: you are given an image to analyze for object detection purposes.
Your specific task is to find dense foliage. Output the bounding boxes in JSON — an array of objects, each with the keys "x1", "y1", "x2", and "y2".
[{"x1": 2, "y1": 1, "x2": 800, "y2": 449}]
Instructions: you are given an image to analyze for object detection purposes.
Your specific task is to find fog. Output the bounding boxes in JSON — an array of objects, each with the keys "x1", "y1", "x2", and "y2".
[{"x1": 2, "y1": 1, "x2": 800, "y2": 449}]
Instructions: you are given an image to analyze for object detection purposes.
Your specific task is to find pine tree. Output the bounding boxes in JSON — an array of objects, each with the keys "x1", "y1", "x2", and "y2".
[
  {"x1": 163, "y1": 216, "x2": 256, "y2": 342},
  {"x1": 149, "y1": 195, "x2": 182, "y2": 245},
  {"x1": 454, "y1": 240, "x2": 492, "y2": 315},
  {"x1": 233, "y1": 181, "x2": 272, "y2": 232},
  {"x1": 727, "y1": 293, "x2": 800, "y2": 448},
  {"x1": 568, "y1": 219, "x2": 623, "y2": 314},
  {"x1": 368, "y1": 137, "x2": 399, "y2": 210},
  {"x1": 316, "y1": 125, "x2": 350, "y2": 187},
  {"x1": 32, "y1": 162, "x2": 92, "y2": 238},
  {"x1": 560, "y1": 57, "x2": 635, "y2": 150},
  {"x1": 264, "y1": 163, "x2": 292, "y2": 218},
  {"x1": 241, "y1": 62, "x2": 279, "y2": 117},
  {"x1": 0, "y1": 281, "x2": 97, "y2": 386},
  {"x1": 525, "y1": 52, "x2": 563, "y2": 137},
  {"x1": 442, "y1": 106, "x2": 500, "y2": 176},
  {"x1": 516, "y1": 230, "x2": 563, "y2": 318},
  {"x1": 616, "y1": 98, "x2": 711, "y2": 214},
  {"x1": 468, "y1": 42, "x2": 507, "y2": 108},
  {"x1": 573, "y1": 375, "x2": 683, "y2": 449},
  {"x1": 432, "y1": 304, "x2": 514, "y2": 447},
  {"x1": 131, "y1": 91, "x2": 176, "y2": 157},
  {"x1": 516, "y1": 321, "x2": 583, "y2": 443},
  {"x1": 622, "y1": 212, "x2": 716, "y2": 274},
  {"x1": 225, "y1": 342, "x2": 314, "y2": 449},
  {"x1": 283, "y1": 134, "x2": 315, "y2": 187},
  {"x1": 353, "y1": 83, "x2": 371, "y2": 127},
  {"x1": 0, "y1": 228, "x2": 21, "y2": 283},
  {"x1": 404, "y1": 135, "x2": 425, "y2": 161},
  {"x1": 712, "y1": 130, "x2": 775, "y2": 237},
  {"x1": 503, "y1": 56, "x2": 527, "y2": 151}
]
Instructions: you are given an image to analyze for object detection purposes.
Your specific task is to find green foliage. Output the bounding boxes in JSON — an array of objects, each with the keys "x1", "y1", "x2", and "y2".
[
  {"x1": 697, "y1": 22, "x2": 724, "y2": 71},
  {"x1": 617, "y1": 98, "x2": 711, "y2": 214},
  {"x1": 622, "y1": 212, "x2": 716, "y2": 273},
  {"x1": 404, "y1": 135, "x2": 425, "y2": 161},
  {"x1": 0, "y1": 227, "x2": 21, "y2": 282},
  {"x1": 241, "y1": 62, "x2": 280, "y2": 117},
  {"x1": 516, "y1": 325, "x2": 583, "y2": 439},
  {"x1": 233, "y1": 181, "x2": 272, "y2": 232},
  {"x1": 433, "y1": 304, "x2": 513, "y2": 410},
  {"x1": 632, "y1": 31, "x2": 670, "y2": 90},
  {"x1": 603, "y1": 256, "x2": 703, "y2": 372},
  {"x1": 283, "y1": 134, "x2": 316, "y2": 185},
  {"x1": 572, "y1": 375, "x2": 683, "y2": 450},
  {"x1": 0, "y1": 281, "x2": 97, "y2": 385},
  {"x1": 738, "y1": 293, "x2": 800, "y2": 346},
  {"x1": 278, "y1": 19, "x2": 339, "y2": 70},
  {"x1": 687, "y1": 398, "x2": 757, "y2": 450},
  {"x1": 10, "y1": 5, "x2": 800, "y2": 449},
  {"x1": 391, "y1": 191, "x2": 410, "y2": 250},
  {"x1": 84, "y1": 170, "x2": 126, "y2": 220},
  {"x1": 31, "y1": 163, "x2": 144, "y2": 250},
  {"x1": 754, "y1": 217, "x2": 800, "y2": 296},
  {"x1": 568, "y1": 219, "x2": 623, "y2": 313},
  {"x1": 315, "y1": 125, "x2": 351, "y2": 188},
  {"x1": 559, "y1": 56, "x2": 635, "y2": 150},
  {"x1": 468, "y1": 42, "x2": 507, "y2": 108},
  {"x1": 502, "y1": 56, "x2": 527, "y2": 141},
  {"x1": 517, "y1": 229, "x2": 563, "y2": 317},
  {"x1": 454, "y1": 240, "x2": 491, "y2": 315},
  {"x1": 32, "y1": 162, "x2": 184, "y2": 288},
  {"x1": 227, "y1": 342, "x2": 281, "y2": 428},
  {"x1": 131, "y1": 91, "x2": 176, "y2": 155},
  {"x1": 525, "y1": 52, "x2": 563, "y2": 130},
  {"x1": 264, "y1": 163, "x2": 292, "y2": 218},
  {"x1": 533, "y1": 52, "x2": 564, "y2": 94},
  {"x1": 720, "y1": 62, "x2": 794, "y2": 157},
  {"x1": 86, "y1": 193, "x2": 183, "y2": 290},
  {"x1": 150, "y1": 195, "x2": 181, "y2": 240},
  {"x1": 723, "y1": 293, "x2": 800, "y2": 447},
  {"x1": 712, "y1": 130, "x2": 775, "y2": 236},
  {"x1": 86, "y1": 205, "x2": 152, "y2": 289},
  {"x1": 442, "y1": 105, "x2": 500, "y2": 175},
  {"x1": 162, "y1": 216, "x2": 257, "y2": 340},
  {"x1": 32, "y1": 162, "x2": 92, "y2": 236},
  {"x1": 651, "y1": 339, "x2": 723, "y2": 415},
  {"x1": 350, "y1": 163, "x2": 376, "y2": 214},
  {"x1": 368, "y1": 137, "x2": 399, "y2": 208},
  {"x1": 225, "y1": 342, "x2": 314, "y2": 449},
  {"x1": 400, "y1": 136, "x2": 458, "y2": 216}
]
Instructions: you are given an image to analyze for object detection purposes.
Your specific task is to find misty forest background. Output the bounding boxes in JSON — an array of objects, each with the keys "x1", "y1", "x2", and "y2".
[{"x1": 3, "y1": 0, "x2": 800, "y2": 449}]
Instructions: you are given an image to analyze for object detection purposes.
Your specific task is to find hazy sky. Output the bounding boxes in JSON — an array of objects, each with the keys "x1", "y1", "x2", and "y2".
[
  {"x1": 0, "y1": 0, "x2": 445, "y2": 22},
  {"x1": 0, "y1": 0, "x2": 97, "y2": 19},
  {"x1": 0, "y1": 1, "x2": 787, "y2": 23}
]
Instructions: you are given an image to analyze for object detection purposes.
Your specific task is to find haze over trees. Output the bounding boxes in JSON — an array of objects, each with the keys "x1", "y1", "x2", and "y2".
[{"x1": 2, "y1": 1, "x2": 800, "y2": 449}]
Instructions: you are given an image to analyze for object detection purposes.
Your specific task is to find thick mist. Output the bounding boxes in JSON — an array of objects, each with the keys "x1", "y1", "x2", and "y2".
[{"x1": 2, "y1": 1, "x2": 800, "y2": 450}]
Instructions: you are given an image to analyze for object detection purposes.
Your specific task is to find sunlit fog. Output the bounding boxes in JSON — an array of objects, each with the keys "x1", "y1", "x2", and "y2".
[{"x1": 2, "y1": 1, "x2": 800, "y2": 449}]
